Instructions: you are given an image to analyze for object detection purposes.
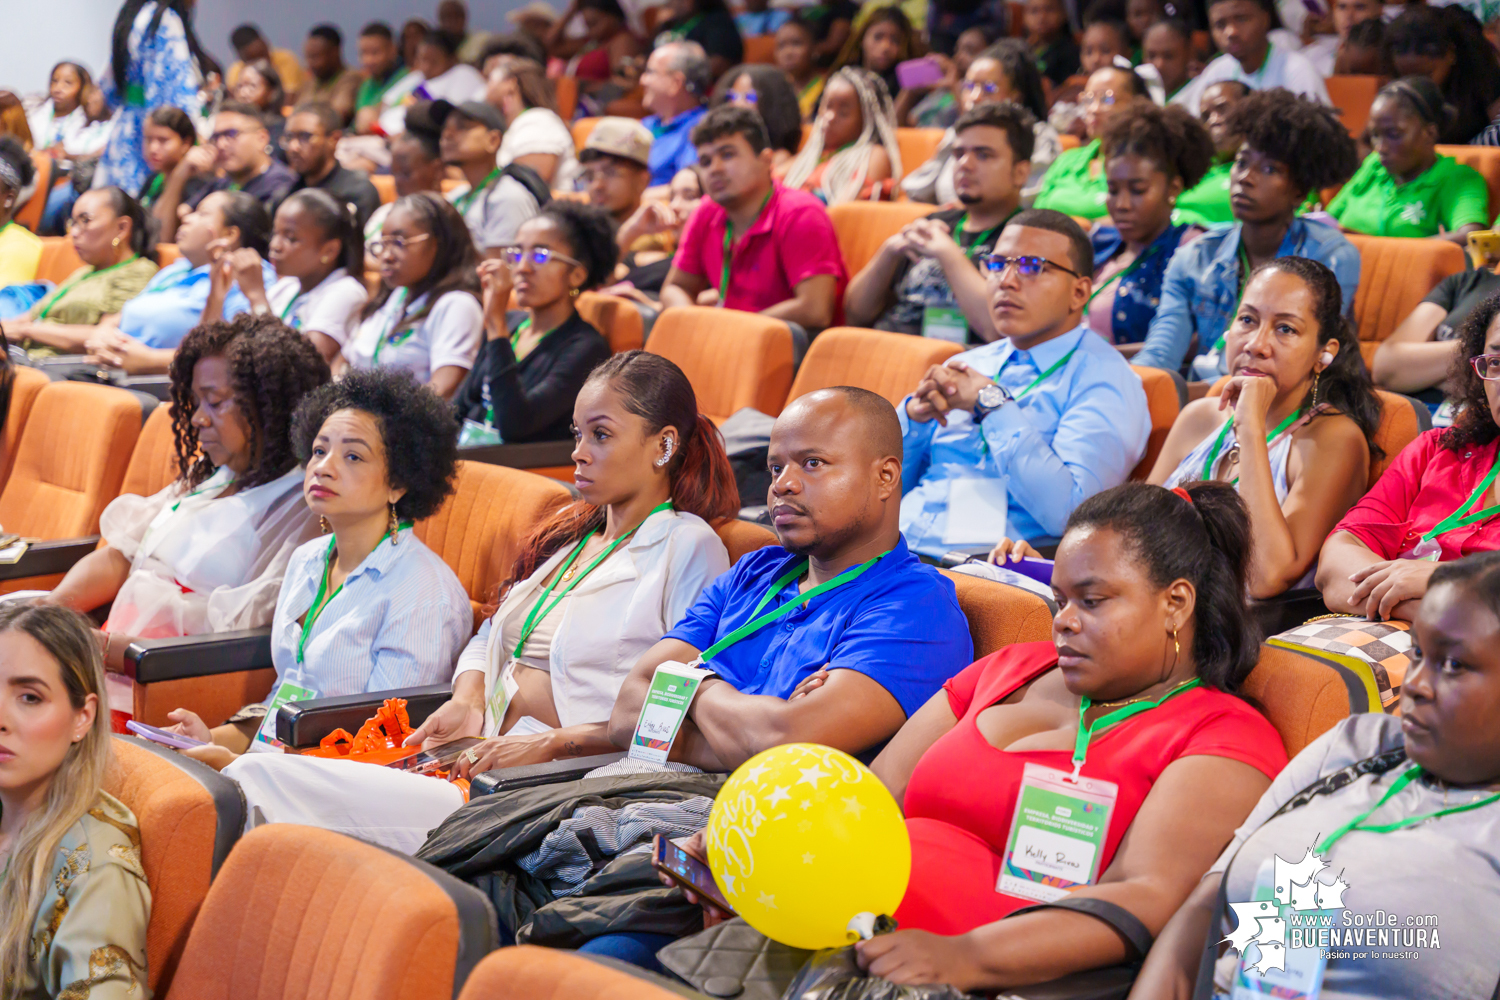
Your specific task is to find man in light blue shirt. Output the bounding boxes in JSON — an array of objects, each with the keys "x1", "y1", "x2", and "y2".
[
  {"x1": 640, "y1": 41, "x2": 711, "y2": 187},
  {"x1": 899, "y1": 209, "x2": 1151, "y2": 553}
]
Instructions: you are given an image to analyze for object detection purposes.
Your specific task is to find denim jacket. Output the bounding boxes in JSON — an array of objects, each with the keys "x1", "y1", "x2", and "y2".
[
  {"x1": 1132, "y1": 217, "x2": 1360, "y2": 374},
  {"x1": 1089, "y1": 222, "x2": 1195, "y2": 345}
]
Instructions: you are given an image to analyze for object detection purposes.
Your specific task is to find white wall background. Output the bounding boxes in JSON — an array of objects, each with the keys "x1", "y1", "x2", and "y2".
[{"x1": 1, "y1": 0, "x2": 535, "y2": 97}]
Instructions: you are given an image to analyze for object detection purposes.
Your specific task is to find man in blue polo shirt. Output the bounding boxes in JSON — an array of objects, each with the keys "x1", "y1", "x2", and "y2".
[
  {"x1": 608, "y1": 386, "x2": 974, "y2": 771},
  {"x1": 640, "y1": 40, "x2": 711, "y2": 188}
]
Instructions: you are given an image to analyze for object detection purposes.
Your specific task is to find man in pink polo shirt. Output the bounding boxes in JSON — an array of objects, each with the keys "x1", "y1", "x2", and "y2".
[{"x1": 661, "y1": 105, "x2": 846, "y2": 335}]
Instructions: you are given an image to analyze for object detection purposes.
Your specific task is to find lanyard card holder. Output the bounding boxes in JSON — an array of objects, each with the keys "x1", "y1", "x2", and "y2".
[
  {"x1": 999, "y1": 762, "x2": 1118, "y2": 903},
  {"x1": 459, "y1": 419, "x2": 503, "y2": 448},
  {"x1": 627, "y1": 660, "x2": 713, "y2": 764},
  {"x1": 485, "y1": 659, "x2": 522, "y2": 737},
  {"x1": 1228, "y1": 856, "x2": 1327, "y2": 1000},
  {"x1": 253, "y1": 678, "x2": 319, "y2": 750},
  {"x1": 921, "y1": 305, "x2": 968, "y2": 343}
]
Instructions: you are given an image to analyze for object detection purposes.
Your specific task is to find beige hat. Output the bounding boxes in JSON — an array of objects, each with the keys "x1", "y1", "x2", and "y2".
[
  {"x1": 507, "y1": 2, "x2": 559, "y2": 25},
  {"x1": 579, "y1": 116, "x2": 655, "y2": 168}
]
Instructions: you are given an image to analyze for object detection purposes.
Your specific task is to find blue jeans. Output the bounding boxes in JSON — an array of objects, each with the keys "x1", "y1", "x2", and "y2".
[
  {"x1": 575, "y1": 931, "x2": 678, "y2": 973},
  {"x1": 41, "y1": 180, "x2": 79, "y2": 237}
]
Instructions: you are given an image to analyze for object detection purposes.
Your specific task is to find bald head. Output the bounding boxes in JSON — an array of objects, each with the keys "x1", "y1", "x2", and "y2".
[{"x1": 767, "y1": 388, "x2": 904, "y2": 562}]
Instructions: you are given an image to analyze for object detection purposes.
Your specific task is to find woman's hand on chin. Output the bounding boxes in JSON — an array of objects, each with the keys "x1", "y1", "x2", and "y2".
[{"x1": 855, "y1": 929, "x2": 987, "y2": 990}]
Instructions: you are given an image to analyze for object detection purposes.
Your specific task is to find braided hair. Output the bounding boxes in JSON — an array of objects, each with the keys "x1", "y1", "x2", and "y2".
[{"x1": 781, "y1": 66, "x2": 902, "y2": 205}]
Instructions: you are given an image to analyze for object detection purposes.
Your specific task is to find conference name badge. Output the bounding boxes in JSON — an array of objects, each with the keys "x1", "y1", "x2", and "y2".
[
  {"x1": 255, "y1": 680, "x2": 318, "y2": 749},
  {"x1": 486, "y1": 659, "x2": 522, "y2": 737},
  {"x1": 627, "y1": 660, "x2": 713, "y2": 764},
  {"x1": 459, "y1": 419, "x2": 503, "y2": 448},
  {"x1": 998, "y1": 762, "x2": 1118, "y2": 903},
  {"x1": 921, "y1": 305, "x2": 968, "y2": 344}
]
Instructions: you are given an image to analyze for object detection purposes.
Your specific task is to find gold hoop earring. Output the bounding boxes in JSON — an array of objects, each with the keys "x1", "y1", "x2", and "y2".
[
  {"x1": 1168, "y1": 626, "x2": 1180, "y2": 675},
  {"x1": 319, "y1": 515, "x2": 331, "y2": 534},
  {"x1": 388, "y1": 502, "x2": 400, "y2": 540}
]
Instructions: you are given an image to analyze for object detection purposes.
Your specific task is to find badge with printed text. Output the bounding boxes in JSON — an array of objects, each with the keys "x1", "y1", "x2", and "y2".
[
  {"x1": 254, "y1": 680, "x2": 318, "y2": 749},
  {"x1": 998, "y1": 762, "x2": 1118, "y2": 902},
  {"x1": 627, "y1": 661, "x2": 713, "y2": 764}
]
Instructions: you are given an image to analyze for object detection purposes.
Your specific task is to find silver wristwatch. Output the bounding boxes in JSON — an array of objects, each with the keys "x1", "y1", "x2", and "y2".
[{"x1": 972, "y1": 383, "x2": 1012, "y2": 423}]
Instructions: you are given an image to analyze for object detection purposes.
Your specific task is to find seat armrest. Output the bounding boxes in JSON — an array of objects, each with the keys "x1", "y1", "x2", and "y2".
[
  {"x1": 0, "y1": 536, "x2": 100, "y2": 581},
  {"x1": 119, "y1": 375, "x2": 172, "y2": 401},
  {"x1": 125, "y1": 627, "x2": 273, "y2": 683},
  {"x1": 459, "y1": 438, "x2": 576, "y2": 469},
  {"x1": 276, "y1": 683, "x2": 453, "y2": 748},
  {"x1": 469, "y1": 752, "x2": 627, "y2": 796}
]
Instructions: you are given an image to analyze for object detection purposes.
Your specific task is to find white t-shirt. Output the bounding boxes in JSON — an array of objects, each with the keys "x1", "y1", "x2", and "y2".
[
  {"x1": 446, "y1": 174, "x2": 541, "y2": 252},
  {"x1": 419, "y1": 64, "x2": 487, "y2": 104},
  {"x1": 344, "y1": 288, "x2": 483, "y2": 382},
  {"x1": 1301, "y1": 34, "x2": 1339, "y2": 76},
  {"x1": 266, "y1": 268, "x2": 369, "y2": 347},
  {"x1": 1172, "y1": 42, "x2": 1331, "y2": 116},
  {"x1": 499, "y1": 107, "x2": 581, "y2": 190}
]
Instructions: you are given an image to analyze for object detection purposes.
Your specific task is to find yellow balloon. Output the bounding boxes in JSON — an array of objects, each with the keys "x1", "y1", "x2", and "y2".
[{"x1": 706, "y1": 743, "x2": 911, "y2": 950}]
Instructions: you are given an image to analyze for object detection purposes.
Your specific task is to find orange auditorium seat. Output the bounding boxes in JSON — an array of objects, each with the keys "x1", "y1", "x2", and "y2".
[
  {"x1": 1326, "y1": 75, "x2": 1385, "y2": 139},
  {"x1": 715, "y1": 518, "x2": 778, "y2": 563},
  {"x1": 572, "y1": 117, "x2": 601, "y2": 152},
  {"x1": 1436, "y1": 144, "x2": 1500, "y2": 225},
  {"x1": 1131, "y1": 364, "x2": 1181, "y2": 480},
  {"x1": 155, "y1": 243, "x2": 181, "y2": 268},
  {"x1": 896, "y1": 127, "x2": 946, "y2": 176},
  {"x1": 828, "y1": 200, "x2": 933, "y2": 277},
  {"x1": 372, "y1": 174, "x2": 397, "y2": 205},
  {"x1": 1242, "y1": 643, "x2": 1370, "y2": 757},
  {"x1": 646, "y1": 306, "x2": 795, "y2": 421},
  {"x1": 942, "y1": 569, "x2": 1054, "y2": 657},
  {"x1": 577, "y1": 291, "x2": 645, "y2": 353},
  {"x1": 15, "y1": 152, "x2": 50, "y2": 232},
  {"x1": 459, "y1": 946, "x2": 683, "y2": 1000},
  {"x1": 0, "y1": 366, "x2": 49, "y2": 489},
  {"x1": 34, "y1": 236, "x2": 84, "y2": 284},
  {"x1": 743, "y1": 34, "x2": 777, "y2": 63},
  {"x1": 1346, "y1": 234, "x2": 1465, "y2": 366},
  {"x1": 786, "y1": 326, "x2": 962, "y2": 407},
  {"x1": 119, "y1": 404, "x2": 180, "y2": 499},
  {"x1": 555, "y1": 74, "x2": 580, "y2": 121}
]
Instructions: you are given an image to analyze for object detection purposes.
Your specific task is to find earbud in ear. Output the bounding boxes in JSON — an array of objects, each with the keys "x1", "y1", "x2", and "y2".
[{"x1": 1319, "y1": 351, "x2": 1334, "y2": 367}]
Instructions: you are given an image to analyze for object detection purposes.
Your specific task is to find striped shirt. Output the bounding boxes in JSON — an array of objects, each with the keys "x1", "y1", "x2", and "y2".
[{"x1": 268, "y1": 528, "x2": 472, "y2": 700}]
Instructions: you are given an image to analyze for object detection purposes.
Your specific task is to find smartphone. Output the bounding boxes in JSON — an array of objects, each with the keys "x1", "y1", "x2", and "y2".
[
  {"x1": 1468, "y1": 230, "x2": 1500, "y2": 269},
  {"x1": 126, "y1": 720, "x2": 207, "y2": 750},
  {"x1": 386, "y1": 736, "x2": 485, "y2": 775},
  {"x1": 652, "y1": 834, "x2": 736, "y2": 916},
  {"x1": 896, "y1": 57, "x2": 945, "y2": 91}
]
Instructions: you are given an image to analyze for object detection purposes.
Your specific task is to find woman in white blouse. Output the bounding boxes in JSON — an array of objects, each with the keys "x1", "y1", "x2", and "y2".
[
  {"x1": 35, "y1": 316, "x2": 330, "y2": 671},
  {"x1": 216, "y1": 351, "x2": 740, "y2": 853},
  {"x1": 488, "y1": 56, "x2": 581, "y2": 190},
  {"x1": 345, "y1": 193, "x2": 484, "y2": 400},
  {"x1": 213, "y1": 189, "x2": 370, "y2": 369},
  {"x1": 167, "y1": 368, "x2": 472, "y2": 758}
]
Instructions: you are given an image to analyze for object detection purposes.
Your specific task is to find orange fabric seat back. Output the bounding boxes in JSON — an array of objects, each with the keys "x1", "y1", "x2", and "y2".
[
  {"x1": 1130, "y1": 365, "x2": 1181, "y2": 480},
  {"x1": 555, "y1": 75, "x2": 580, "y2": 121},
  {"x1": 1347, "y1": 234, "x2": 1464, "y2": 365},
  {"x1": 895, "y1": 127, "x2": 945, "y2": 176},
  {"x1": 646, "y1": 306, "x2": 795, "y2": 421},
  {"x1": 577, "y1": 291, "x2": 645, "y2": 353},
  {"x1": 372, "y1": 174, "x2": 397, "y2": 205},
  {"x1": 829, "y1": 201, "x2": 933, "y2": 277},
  {"x1": 787, "y1": 326, "x2": 963, "y2": 407},
  {"x1": 35, "y1": 235, "x2": 85, "y2": 284},
  {"x1": 0, "y1": 366, "x2": 49, "y2": 488},
  {"x1": 105, "y1": 737, "x2": 238, "y2": 994},
  {"x1": 1436, "y1": 144, "x2": 1500, "y2": 224},
  {"x1": 715, "y1": 518, "x2": 778, "y2": 564},
  {"x1": 1326, "y1": 75, "x2": 1385, "y2": 138},
  {"x1": 941, "y1": 569, "x2": 1053, "y2": 658},
  {"x1": 572, "y1": 117, "x2": 601, "y2": 152},
  {"x1": 120, "y1": 405, "x2": 182, "y2": 499},
  {"x1": 459, "y1": 946, "x2": 686, "y2": 1000},
  {"x1": 414, "y1": 461, "x2": 573, "y2": 629},
  {"x1": 0, "y1": 381, "x2": 141, "y2": 539},
  {"x1": 156, "y1": 243, "x2": 181, "y2": 268},
  {"x1": 1240, "y1": 644, "x2": 1359, "y2": 758},
  {"x1": 743, "y1": 34, "x2": 777, "y2": 63},
  {"x1": 163, "y1": 826, "x2": 463, "y2": 1000},
  {"x1": 15, "y1": 152, "x2": 51, "y2": 232}
]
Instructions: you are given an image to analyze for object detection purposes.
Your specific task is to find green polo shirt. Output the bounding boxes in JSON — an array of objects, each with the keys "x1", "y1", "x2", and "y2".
[
  {"x1": 1328, "y1": 153, "x2": 1490, "y2": 239},
  {"x1": 1033, "y1": 139, "x2": 1109, "y2": 220},
  {"x1": 1174, "y1": 160, "x2": 1233, "y2": 228}
]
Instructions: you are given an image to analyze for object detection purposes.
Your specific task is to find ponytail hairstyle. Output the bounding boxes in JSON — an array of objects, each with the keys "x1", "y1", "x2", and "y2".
[
  {"x1": 279, "y1": 188, "x2": 364, "y2": 275},
  {"x1": 96, "y1": 184, "x2": 158, "y2": 263},
  {"x1": 217, "y1": 190, "x2": 273, "y2": 257},
  {"x1": 1064, "y1": 481, "x2": 1261, "y2": 692},
  {"x1": 496, "y1": 351, "x2": 738, "y2": 599},
  {"x1": 1247, "y1": 256, "x2": 1383, "y2": 464},
  {"x1": 0, "y1": 604, "x2": 113, "y2": 997},
  {"x1": 782, "y1": 66, "x2": 902, "y2": 206}
]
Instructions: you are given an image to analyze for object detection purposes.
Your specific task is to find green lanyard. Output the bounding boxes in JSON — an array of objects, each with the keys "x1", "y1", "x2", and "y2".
[
  {"x1": 1000, "y1": 344, "x2": 1080, "y2": 397},
  {"x1": 1211, "y1": 242, "x2": 1255, "y2": 354},
  {"x1": 697, "y1": 552, "x2": 887, "y2": 666},
  {"x1": 954, "y1": 211, "x2": 1012, "y2": 262},
  {"x1": 721, "y1": 190, "x2": 774, "y2": 304},
  {"x1": 1072, "y1": 677, "x2": 1202, "y2": 776},
  {"x1": 1200, "y1": 408, "x2": 1304, "y2": 483},
  {"x1": 170, "y1": 475, "x2": 230, "y2": 513},
  {"x1": 663, "y1": 13, "x2": 704, "y2": 39},
  {"x1": 37, "y1": 255, "x2": 140, "y2": 321},
  {"x1": 493, "y1": 317, "x2": 557, "y2": 424},
  {"x1": 142, "y1": 173, "x2": 165, "y2": 206},
  {"x1": 1419, "y1": 452, "x2": 1500, "y2": 545},
  {"x1": 1083, "y1": 244, "x2": 1160, "y2": 315},
  {"x1": 371, "y1": 287, "x2": 412, "y2": 365},
  {"x1": 509, "y1": 316, "x2": 535, "y2": 353},
  {"x1": 454, "y1": 168, "x2": 502, "y2": 215},
  {"x1": 1315, "y1": 764, "x2": 1500, "y2": 855},
  {"x1": 513, "y1": 500, "x2": 674, "y2": 658},
  {"x1": 278, "y1": 289, "x2": 303, "y2": 325},
  {"x1": 298, "y1": 522, "x2": 411, "y2": 663}
]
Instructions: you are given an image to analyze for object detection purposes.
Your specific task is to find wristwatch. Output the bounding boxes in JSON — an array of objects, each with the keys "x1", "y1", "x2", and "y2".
[{"x1": 972, "y1": 383, "x2": 1012, "y2": 423}]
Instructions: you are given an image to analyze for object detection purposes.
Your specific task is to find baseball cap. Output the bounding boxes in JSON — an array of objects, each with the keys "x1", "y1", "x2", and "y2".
[
  {"x1": 579, "y1": 116, "x2": 654, "y2": 168},
  {"x1": 430, "y1": 99, "x2": 506, "y2": 133}
]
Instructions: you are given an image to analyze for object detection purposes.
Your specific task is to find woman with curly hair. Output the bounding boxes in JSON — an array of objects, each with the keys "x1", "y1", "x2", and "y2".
[
  {"x1": 1317, "y1": 292, "x2": 1500, "y2": 622},
  {"x1": 1133, "y1": 88, "x2": 1361, "y2": 379},
  {"x1": 217, "y1": 351, "x2": 738, "y2": 853},
  {"x1": 346, "y1": 192, "x2": 483, "y2": 400},
  {"x1": 165, "y1": 367, "x2": 471, "y2": 762},
  {"x1": 454, "y1": 201, "x2": 616, "y2": 444},
  {"x1": 779, "y1": 66, "x2": 901, "y2": 205},
  {"x1": 34, "y1": 315, "x2": 329, "y2": 670}
]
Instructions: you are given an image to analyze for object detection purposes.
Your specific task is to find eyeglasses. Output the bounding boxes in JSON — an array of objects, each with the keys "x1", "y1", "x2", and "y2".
[
  {"x1": 64, "y1": 213, "x2": 98, "y2": 231},
  {"x1": 1471, "y1": 353, "x2": 1500, "y2": 381},
  {"x1": 209, "y1": 128, "x2": 245, "y2": 144},
  {"x1": 368, "y1": 233, "x2": 432, "y2": 256},
  {"x1": 1081, "y1": 90, "x2": 1120, "y2": 108},
  {"x1": 500, "y1": 246, "x2": 584, "y2": 268},
  {"x1": 961, "y1": 80, "x2": 1002, "y2": 97},
  {"x1": 978, "y1": 254, "x2": 1083, "y2": 279},
  {"x1": 727, "y1": 89, "x2": 760, "y2": 105},
  {"x1": 279, "y1": 131, "x2": 323, "y2": 148}
]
